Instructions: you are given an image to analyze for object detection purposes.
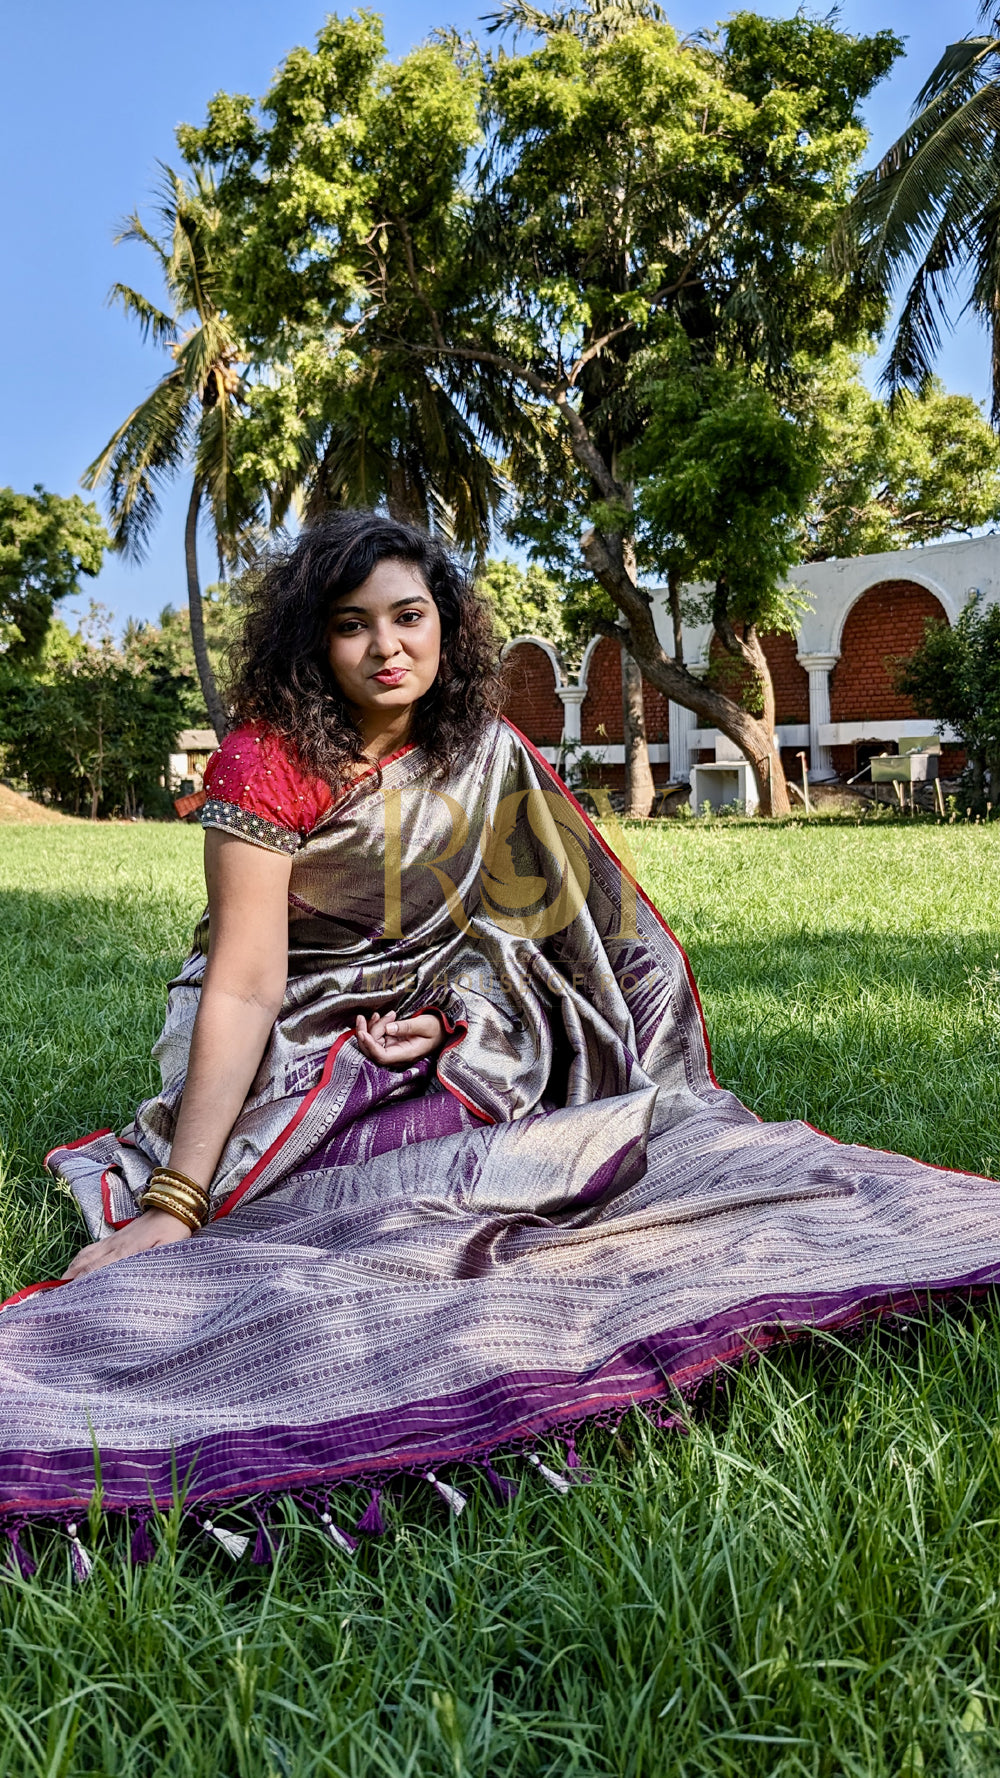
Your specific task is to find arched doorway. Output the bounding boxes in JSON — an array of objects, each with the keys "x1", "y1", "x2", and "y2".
[{"x1": 829, "y1": 580, "x2": 950, "y2": 777}]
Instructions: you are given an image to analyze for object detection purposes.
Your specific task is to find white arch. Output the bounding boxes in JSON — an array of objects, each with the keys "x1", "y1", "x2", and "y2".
[
  {"x1": 577, "y1": 631, "x2": 611, "y2": 694},
  {"x1": 500, "y1": 634, "x2": 566, "y2": 689},
  {"x1": 830, "y1": 572, "x2": 961, "y2": 656}
]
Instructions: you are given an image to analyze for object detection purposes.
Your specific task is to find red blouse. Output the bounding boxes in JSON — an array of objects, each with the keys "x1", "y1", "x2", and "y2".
[{"x1": 201, "y1": 725, "x2": 334, "y2": 855}]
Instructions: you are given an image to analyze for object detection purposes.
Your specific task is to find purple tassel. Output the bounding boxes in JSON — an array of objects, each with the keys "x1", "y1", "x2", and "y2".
[
  {"x1": 129, "y1": 1514, "x2": 155, "y2": 1567},
  {"x1": 480, "y1": 1461, "x2": 517, "y2": 1503},
  {"x1": 564, "y1": 1436, "x2": 590, "y2": 1483},
  {"x1": 6, "y1": 1525, "x2": 35, "y2": 1580},
  {"x1": 252, "y1": 1510, "x2": 276, "y2": 1567},
  {"x1": 356, "y1": 1489, "x2": 385, "y2": 1536}
]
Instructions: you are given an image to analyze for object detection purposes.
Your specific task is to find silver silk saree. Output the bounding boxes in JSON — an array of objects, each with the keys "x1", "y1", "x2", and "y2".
[{"x1": 4, "y1": 716, "x2": 1000, "y2": 1523}]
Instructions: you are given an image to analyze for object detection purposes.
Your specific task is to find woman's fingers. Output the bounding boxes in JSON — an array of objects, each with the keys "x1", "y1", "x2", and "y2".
[
  {"x1": 61, "y1": 1243, "x2": 101, "y2": 1281},
  {"x1": 354, "y1": 1010, "x2": 445, "y2": 1066},
  {"x1": 62, "y1": 1212, "x2": 193, "y2": 1282}
]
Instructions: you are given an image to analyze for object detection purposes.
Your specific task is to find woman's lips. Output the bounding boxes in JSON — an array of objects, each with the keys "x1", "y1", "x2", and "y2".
[{"x1": 371, "y1": 667, "x2": 408, "y2": 685}]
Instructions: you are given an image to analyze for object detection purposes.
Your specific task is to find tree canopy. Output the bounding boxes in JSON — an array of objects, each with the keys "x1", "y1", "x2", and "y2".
[
  {"x1": 177, "y1": 1, "x2": 900, "y2": 813},
  {"x1": 803, "y1": 357, "x2": 1000, "y2": 560},
  {"x1": 0, "y1": 487, "x2": 108, "y2": 663}
]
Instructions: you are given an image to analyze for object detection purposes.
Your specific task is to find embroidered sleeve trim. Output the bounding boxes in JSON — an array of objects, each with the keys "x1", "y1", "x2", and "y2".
[{"x1": 199, "y1": 799, "x2": 301, "y2": 855}]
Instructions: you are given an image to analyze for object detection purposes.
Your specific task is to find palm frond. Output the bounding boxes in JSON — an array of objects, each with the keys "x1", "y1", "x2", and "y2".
[
  {"x1": 915, "y1": 32, "x2": 998, "y2": 110},
  {"x1": 107, "y1": 284, "x2": 178, "y2": 348},
  {"x1": 84, "y1": 373, "x2": 193, "y2": 560},
  {"x1": 113, "y1": 209, "x2": 170, "y2": 272},
  {"x1": 195, "y1": 402, "x2": 265, "y2": 565}
]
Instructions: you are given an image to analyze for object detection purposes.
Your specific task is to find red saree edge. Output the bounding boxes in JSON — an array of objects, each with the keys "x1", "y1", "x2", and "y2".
[
  {"x1": 101, "y1": 1169, "x2": 136, "y2": 1231},
  {"x1": 0, "y1": 1281, "x2": 64, "y2": 1315},
  {"x1": 412, "y1": 1004, "x2": 495, "y2": 1125},
  {"x1": 44, "y1": 1128, "x2": 113, "y2": 1171},
  {"x1": 210, "y1": 1027, "x2": 356, "y2": 1220}
]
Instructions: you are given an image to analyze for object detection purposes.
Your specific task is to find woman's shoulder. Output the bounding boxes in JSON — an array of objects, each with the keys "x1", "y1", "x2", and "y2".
[{"x1": 201, "y1": 723, "x2": 334, "y2": 853}]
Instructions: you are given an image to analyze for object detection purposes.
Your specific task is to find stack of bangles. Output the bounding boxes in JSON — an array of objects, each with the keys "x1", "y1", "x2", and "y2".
[{"x1": 138, "y1": 1167, "x2": 210, "y2": 1231}]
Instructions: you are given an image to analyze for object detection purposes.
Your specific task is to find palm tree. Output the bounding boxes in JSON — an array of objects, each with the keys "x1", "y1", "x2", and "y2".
[
  {"x1": 842, "y1": 8, "x2": 1000, "y2": 423},
  {"x1": 84, "y1": 167, "x2": 260, "y2": 738},
  {"x1": 263, "y1": 345, "x2": 511, "y2": 563}
]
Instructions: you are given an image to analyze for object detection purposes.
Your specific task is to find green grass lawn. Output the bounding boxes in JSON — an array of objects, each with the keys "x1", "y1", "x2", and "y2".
[{"x1": 0, "y1": 819, "x2": 999, "y2": 1777}]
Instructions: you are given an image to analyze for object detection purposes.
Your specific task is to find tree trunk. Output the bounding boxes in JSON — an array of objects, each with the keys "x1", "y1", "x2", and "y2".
[
  {"x1": 386, "y1": 460, "x2": 424, "y2": 528},
  {"x1": 712, "y1": 608, "x2": 791, "y2": 819},
  {"x1": 185, "y1": 480, "x2": 229, "y2": 742},
  {"x1": 581, "y1": 529, "x2": 791, "y2": 817},
  {"x1": 621, "y1": 646, "x2": 654, "y2": 818},
  {"x1": 668, "y1": 566, "x2": 684, "y2": 665}
]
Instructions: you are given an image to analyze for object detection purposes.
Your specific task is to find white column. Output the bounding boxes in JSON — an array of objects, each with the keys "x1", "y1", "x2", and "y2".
[
  {"x1": 556, "y1": 684, "x2": 585, "y2": 744},
  {"x1": 668, "y1": 700, "x2": 698, "y2": 783},
  {"x1": 797, "y1": 652, "x2": 840, "y2": 782}
]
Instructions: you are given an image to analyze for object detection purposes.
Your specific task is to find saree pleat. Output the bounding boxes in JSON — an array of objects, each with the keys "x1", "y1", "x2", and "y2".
[{"x1": 1, "y1": 716, "x2": 997, "y2": 1517}]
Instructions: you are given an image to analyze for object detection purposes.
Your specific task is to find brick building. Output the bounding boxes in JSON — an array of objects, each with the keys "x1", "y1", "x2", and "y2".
[{"x1": 497, "y1": 534, "x2": 996, "y2": 787}]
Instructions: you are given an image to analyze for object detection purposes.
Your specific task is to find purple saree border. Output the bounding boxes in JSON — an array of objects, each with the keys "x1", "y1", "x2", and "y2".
[{"x1": 3, "y1": 1266, "x2": 998, "y2": 1516}]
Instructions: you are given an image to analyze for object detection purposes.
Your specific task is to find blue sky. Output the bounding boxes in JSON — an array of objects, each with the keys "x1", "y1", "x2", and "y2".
[{"x1": 0, "y1": 0, "x2": 987, "y2": 629}]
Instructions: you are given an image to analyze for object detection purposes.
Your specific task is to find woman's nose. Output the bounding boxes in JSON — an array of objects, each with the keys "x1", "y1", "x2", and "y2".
[{"x1": 369, "y1": 623, "x2": 401, "y2": 660}]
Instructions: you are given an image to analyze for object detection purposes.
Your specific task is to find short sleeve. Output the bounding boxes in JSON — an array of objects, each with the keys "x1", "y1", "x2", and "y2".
[{"x1": 200, "y1": 725, "x2": 334, "y2": 855}]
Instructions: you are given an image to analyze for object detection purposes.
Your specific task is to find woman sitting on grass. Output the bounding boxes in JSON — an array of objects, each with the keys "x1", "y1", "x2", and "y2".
[{"x1": 7, "y1": 509, "x2": 1000, "y2": 1536}]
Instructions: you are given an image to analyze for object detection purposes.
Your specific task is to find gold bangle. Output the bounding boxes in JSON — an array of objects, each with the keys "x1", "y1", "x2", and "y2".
[
  {"x1": 148, "y1": 1174, "x2": 208, "y2": 1209},
  {"x1": 149, "y1": 1169, "x2": 208, "y2": 1214},
  {"x1": 139, "y1": 1189, "x2": 203, "y2": 1232},
  {"x1": 142, "y1": 1179, "x2": 206, "y2": 1211},
  {"x1": 150, "y1": 1165, "x2": 208, "y2": 1198}
]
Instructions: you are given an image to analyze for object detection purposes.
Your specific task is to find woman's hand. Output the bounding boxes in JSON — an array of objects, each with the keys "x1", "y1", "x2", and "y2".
[
  {"x1": 62, "y1": 1209, "x2": 192, "y2": 1283},
  {"x1": 355, "y1": 1008, "x2": 444, "y2": 1067}
]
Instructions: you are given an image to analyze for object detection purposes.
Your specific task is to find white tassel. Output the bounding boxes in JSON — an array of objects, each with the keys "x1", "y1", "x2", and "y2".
[
  {"x1": 426, "y1": 1472, "x2": 467, "y2": 1516},
  {"x1": 66, "y1": 1522, "x2": 93, "y2": 1582},
  {"x1": 527, "y1": 1453, "x2": 571, "y2": 1495},
  {"x1": 319, "y1": 1511, "x2": 357, "y2": 1556},
  {"x1": 203, "y1": 1519, "x2": 249, "y2": 1561}
]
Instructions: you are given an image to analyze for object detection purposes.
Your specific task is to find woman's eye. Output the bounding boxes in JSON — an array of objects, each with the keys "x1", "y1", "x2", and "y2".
[
  {"x1": 398, "y1": 609, "x2": 423, "y2": 625},
  {"x1": 335, "y1": 621, "x2": 363, "y2": 635}
]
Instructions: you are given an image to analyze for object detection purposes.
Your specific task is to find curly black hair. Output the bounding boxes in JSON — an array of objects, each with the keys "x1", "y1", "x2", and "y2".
[{"x1": 228, "y1": 512, "x2": 502, "y2": 784}]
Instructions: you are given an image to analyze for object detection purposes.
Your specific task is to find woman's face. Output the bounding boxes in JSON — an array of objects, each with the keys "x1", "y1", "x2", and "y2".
[{"x1": 326, "y1": 559, "x2": 442, "y2": 735}]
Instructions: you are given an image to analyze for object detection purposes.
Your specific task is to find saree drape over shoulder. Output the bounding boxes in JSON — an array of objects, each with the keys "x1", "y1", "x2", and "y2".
[{"x1": 6, "y1": 717, "x2": 1000, "y2": 1520}]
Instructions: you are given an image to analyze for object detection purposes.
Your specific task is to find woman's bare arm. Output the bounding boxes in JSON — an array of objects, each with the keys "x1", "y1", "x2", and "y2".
[{"x1": 63, "y1": 831, "x2": 293, "y2": 1279}]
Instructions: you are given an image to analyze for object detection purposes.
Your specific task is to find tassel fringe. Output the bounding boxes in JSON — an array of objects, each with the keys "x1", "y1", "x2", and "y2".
[
  {"x1": 252, "y1": 1509, "x2": 277, "y2": 1567},
  {"x1": 66, "y1": 1522, "x2": 93, "y2": 1582},
  {"x1": 129, "y1": 1513, "x2": 155, "y2": 1566},
  {"x1": 426, "y1": 1472, "x2": 467, "y2": 1516},
  {"x1": 480, "y1": 1461, "x2": 517, "y2": 1503},
  {"x1": 319, "y1": 1510, "x2": 357, "y2": 1556},
  {"x1": 356, "y1": 1489, "x2": 385, "y2": 1536},
  {"x1": 203, "y1": 1520, "x2": 249, "y2": 1561},
  {"x1": 527, "y1": 1453, "x2": 571, "y2": 1495},
  {"x1": 5, "y1": 1524, "x2": 35, "y2": 1580}
]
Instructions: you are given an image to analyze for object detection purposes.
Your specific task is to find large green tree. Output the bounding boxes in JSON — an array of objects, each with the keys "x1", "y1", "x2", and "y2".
[
  {"x1": 0, "y1": 606, "x2": 194, "y2": 818},
  {"x1": 802, "y1": 355, "x2": 1000, "y2": 559},
  {"x1": 635, "y1": 357, "x2": 818, "y2": 753},
  {"x1": 0, "y1": 487, "x2": 107, "y2": 662},
  {"x1": 83, "y1": 167, "x2": 259, "y2": 739},
  {"x1": 179, "y1": 19, "x2": 513, "y2": 559},
  {"x1": 840, "y1": 8, "x2": 1000, "y2": 422},
  {"x1": 184, "y1": 4, "x2": 897, "y2": 814}
]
